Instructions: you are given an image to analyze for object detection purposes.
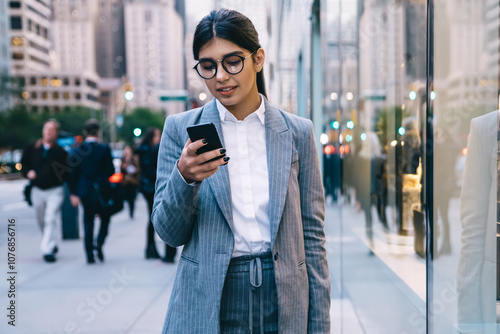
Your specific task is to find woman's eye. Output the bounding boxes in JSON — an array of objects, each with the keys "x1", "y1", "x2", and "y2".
[
  {"x1": 200, "y1": 62, "x2": 215, "y2": 70},
  {"x1": 224, "y1": 57, "x2": 241, "y2": 66}
]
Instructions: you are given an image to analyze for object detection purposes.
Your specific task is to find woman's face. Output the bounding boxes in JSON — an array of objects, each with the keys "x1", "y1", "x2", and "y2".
[{"x1": 198, "y1": 38, "x2": 264, "y2": 115}]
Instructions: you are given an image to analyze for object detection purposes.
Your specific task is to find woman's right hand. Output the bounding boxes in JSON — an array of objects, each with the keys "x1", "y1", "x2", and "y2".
[{"x1": 177, "y1": 138, "x2": 229, "y2": 183}]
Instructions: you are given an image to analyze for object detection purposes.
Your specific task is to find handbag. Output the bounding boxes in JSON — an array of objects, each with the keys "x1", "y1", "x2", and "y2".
[{"x1": 92, "y1": 179, "x2": 124, "y2": 216}]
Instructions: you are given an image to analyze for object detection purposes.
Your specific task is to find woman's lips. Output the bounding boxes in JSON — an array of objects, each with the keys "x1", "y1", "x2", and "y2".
[{"x1": 217, "y1": 86, "x2": 237, "y2": 96}]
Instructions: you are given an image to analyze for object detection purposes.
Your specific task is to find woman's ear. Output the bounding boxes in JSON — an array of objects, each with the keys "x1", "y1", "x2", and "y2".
[{"x1": 253, "y1": 48, "x2": 265, "y2": 72}]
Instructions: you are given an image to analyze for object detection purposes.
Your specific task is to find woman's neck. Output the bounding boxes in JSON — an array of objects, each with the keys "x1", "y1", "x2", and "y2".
[{"x1": 225, "y1": 91, "x2": 262, "y2": 121}]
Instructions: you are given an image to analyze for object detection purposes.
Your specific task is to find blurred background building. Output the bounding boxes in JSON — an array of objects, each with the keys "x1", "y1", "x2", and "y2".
[
  {"x1": 0, "y1": 0, "x2": 11, "y2": 110},
  {"x1": 124, "y1": 0, "x2": 184, "y2": 114}
]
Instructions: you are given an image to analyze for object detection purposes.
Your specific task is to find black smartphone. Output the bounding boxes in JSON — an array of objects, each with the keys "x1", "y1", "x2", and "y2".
[{"x1": 186, "y1": 123, "x2": 224, "y2": 157}]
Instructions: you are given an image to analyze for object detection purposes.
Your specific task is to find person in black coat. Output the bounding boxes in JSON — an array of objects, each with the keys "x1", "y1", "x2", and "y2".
[
  {"x1": 69, "y1": 119, "x2": 115, "y2": 264},
  {"x1": 136, "y1": 127, "x2": 177, "y2": 262},
  {"x1": 21, "y1": 119, "x2": 70, "y2": 263}
]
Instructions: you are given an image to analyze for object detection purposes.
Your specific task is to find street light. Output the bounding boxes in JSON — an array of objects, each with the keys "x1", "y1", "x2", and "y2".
[
  {"x1": 199, "y1": 92, "x2": 207, "y2": 101},
  {"x1": 346, "y1": 92, "x2": 354, "y2": 101},
  {"x1": 409, "y1": 91, "x2": 417, "y2": 101},
  {"x1": 133, "y1": 128, "x2": 142, "y2": 137},
  {"x1": 320, "y1": 133, "x2": 329, "y2": 145},
  {"x1": 330, "y1": 92, "x2": 338, "y2": 101},
  {"x1": 125, "y1": 91, "x2": 134, "y2": 101}
]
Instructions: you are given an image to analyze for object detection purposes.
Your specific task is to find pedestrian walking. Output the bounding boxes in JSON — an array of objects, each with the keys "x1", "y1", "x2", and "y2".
[
  {"x1": 21, "y1": 119, "x2": 70, "y2": 263},
  {"x1": 121, "y1": 145, "x2": 140, "y2": 219},
  {"x1": 136, "y1": 128, "x2": 177, "y2": 262},
  {"x1": 152, "y1": 9, "x2": 330, "y2": 333},
  {"x1": 69, "y1": 119, "x2": 115, "y2": 264}
]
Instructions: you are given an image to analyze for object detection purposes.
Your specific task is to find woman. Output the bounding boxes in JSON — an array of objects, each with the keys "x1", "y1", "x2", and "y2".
[
  {"x1": 152, "y1": 9, "x2": 330, "y2": 333},
  {"x1": 120, "y1": 145, "x2": 140, "y2": 219}
]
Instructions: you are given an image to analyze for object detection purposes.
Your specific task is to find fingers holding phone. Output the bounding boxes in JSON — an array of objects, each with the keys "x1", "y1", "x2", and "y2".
[{"x1": 178, "y1": 135, "x2": 229, "y2": 183}]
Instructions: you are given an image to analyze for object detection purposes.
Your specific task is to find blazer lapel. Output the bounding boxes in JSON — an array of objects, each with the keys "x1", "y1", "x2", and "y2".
[
  {"x1": 199, "y1": 100, "x2": 234, "y2": 227},
  {"x1": 264, "y1": 100, "x2": 292, "y2": 247}
]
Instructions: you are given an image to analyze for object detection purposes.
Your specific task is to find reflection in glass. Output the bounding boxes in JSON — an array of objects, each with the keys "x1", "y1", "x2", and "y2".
[{"x1": 456, "y1": 110, "x2": 498, "y2": 333}]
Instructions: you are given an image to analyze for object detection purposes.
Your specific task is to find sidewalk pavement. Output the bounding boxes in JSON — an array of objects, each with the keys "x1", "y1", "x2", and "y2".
[{"x1": 1, "y1": 188, "x2": 177, "y2": 334}]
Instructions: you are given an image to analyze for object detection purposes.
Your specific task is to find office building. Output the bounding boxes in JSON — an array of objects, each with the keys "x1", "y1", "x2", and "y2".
[{"x1": 124, "y1": 0, "x2": 184, "y2": 114}]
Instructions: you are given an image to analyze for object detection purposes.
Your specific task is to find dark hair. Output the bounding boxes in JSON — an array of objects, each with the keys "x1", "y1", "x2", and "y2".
[
  {"x1": 193, "y1": 9, "x2": 267, "y2": 98},
  {"x1": 141, "y1": 127, "x2": 159, "y2": 146},
  {"x1": 83, "y1": 119, "x2": 100, "y2": 137}
]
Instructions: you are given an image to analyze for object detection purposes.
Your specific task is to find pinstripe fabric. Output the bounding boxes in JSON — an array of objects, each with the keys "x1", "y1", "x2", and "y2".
[
  {"x1": 152, "y1": 98, "x2": 331, "y2": 333},
  {"x1": 220, "y1": 253, "x2": 278, "y2": 334}
]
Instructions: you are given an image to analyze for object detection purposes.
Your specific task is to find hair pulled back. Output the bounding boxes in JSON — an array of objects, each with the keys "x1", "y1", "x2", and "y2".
[{"x1": 193, "y1": 9, "x2": 267, "y2": 98}]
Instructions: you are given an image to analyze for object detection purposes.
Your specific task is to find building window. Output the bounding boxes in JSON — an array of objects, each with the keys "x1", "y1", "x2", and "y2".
[
  {"x1": 53, "y1": 92, "x2": 60, "y2": 100},
  {"x1": 9, "y1": 2, "x2": 21, "y2": 8},
  {"x1": 75, "y1": 78, "x2": 81, "y2": 86},
  {"x1": 31, "y1": 106, "x2": 38, "y2": 113},
  {"x1": 42, "y1": 92, "x2": 48, "y2": 100},
  {"x1": 30, "y1": 77, "x2": 36, "y2": 85},
  {"x1": 31, "y1": 92, "x2": 37, "y2": 99},
  {"x1": 75, "y1": 92, "x2": 81, "y2": 100},
  {"x1": 64, "y1": 92, "x2": 70, "y2": 100},
  {"x1": 41, "y1": 77, "x2": 48, "y2": 86},
  {"x1": 86, "y1": 80, "x2": 97, "y2": 89},
  {"x1": 10, "y1": 17, "x2": 22, "y2": 30},
  {"x1": 87, "y1": 94, "x2": 97, "y2": 102},
  {"x1": 11, "y1": 37, "x2": 23, "y2": 46},
  {"x1": 145, "y1": 10, "x2": 152, "y2": 23},
  {"x1": 28, "y1": 19, "x2": 32, "y2": 31},
  {"x1": 51, "y1": 78, "x2": 61, "y2": 87},
  {"x1": 12, "y1": 52, "x2": 24, "y2": 60}
]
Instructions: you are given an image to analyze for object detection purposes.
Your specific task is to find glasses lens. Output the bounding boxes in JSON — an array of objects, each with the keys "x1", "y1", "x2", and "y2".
[
  {"x1": 222, "y1": 56, "x2": 243, "y2": 74},
  {"x1": 198, "y1": 60, "x2": 217, "y2": 79}
]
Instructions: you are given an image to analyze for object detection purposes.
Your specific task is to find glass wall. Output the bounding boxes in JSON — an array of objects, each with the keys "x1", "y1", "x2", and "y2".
[
  {"x1": 322, "y1": 0, "x2": 500, "y2": 332},
  {"x1": 323, "y1": 0, "x2": 429, "y2": 332}
]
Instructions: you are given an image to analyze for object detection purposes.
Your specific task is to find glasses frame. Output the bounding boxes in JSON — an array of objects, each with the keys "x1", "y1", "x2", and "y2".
[{"x1": 193, "y1": 50, "x2": 256, "y2": 80}]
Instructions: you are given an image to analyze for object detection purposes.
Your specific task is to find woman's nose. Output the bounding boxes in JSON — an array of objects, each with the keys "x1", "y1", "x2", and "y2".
[{"x1": 215, "y1": 61, "x2": 229, "y2": 81}]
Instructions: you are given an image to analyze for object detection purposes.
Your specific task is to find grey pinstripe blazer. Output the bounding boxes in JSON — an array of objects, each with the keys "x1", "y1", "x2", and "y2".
[{"x1": 152, "y1": 98, "x2": 331, "y2": 333}]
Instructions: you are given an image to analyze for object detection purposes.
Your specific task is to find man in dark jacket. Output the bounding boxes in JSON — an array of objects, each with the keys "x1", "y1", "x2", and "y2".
[
  {"x1": 69, "y1": 119, "x2": 115, "y2": 264},
  {"x1": 21, "y1": 119, "x2": 70, "y2": 263}
]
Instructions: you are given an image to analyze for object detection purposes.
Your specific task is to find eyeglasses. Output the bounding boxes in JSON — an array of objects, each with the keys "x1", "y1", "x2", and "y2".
[{"x1": 193, "y1": 51, "x2": 256, "y2": 79}]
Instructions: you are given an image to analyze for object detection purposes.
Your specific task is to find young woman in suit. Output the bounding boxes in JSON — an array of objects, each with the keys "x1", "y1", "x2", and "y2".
[{"x1": 152, "y1": 9, "x2": 330, "y2": 333}]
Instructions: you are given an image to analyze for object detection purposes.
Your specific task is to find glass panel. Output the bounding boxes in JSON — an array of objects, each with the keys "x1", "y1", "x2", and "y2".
[
  {"x1": 432, "y1": 0, "x2": 499, "y2": 332},
  {"x1": 323, "y1": 0, "x2": 427, "y2": 332}
]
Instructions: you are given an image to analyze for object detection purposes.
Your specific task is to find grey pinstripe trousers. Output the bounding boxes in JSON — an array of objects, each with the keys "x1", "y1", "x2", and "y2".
[{"x1": 220, "y1": 252, "x2": 279, "y2": 334}]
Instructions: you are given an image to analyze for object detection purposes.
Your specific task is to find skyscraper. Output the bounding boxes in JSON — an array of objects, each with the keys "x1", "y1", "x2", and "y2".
[
  {"x1": 52, "y1": 0, "x2": 99, "y2": 73},
  {"x1": 124, "y1": 0, "x2": 184, "y2": 114},
  {"x1": 8, "y1": 0, "x2": 52, "y2": 74},
  {"x1": 95, "y1": 0, "x2": 127, "y2": 78},
  {"x1": 0, "y1": 0, "x2": 11, "y2": 110}
]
